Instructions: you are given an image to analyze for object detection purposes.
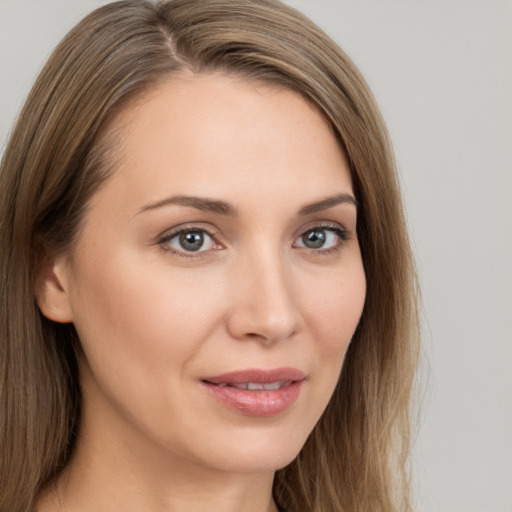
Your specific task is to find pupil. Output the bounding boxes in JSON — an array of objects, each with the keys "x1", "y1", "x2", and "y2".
[
  {"x1": 180, "y1": 231, "x2": 204, "y2": 251},
  {"x1": 303, "y1": 230, "x2": 326, "y2": 249}
]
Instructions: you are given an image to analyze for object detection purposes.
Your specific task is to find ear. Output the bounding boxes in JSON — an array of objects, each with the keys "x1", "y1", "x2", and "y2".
[{"x1": 34, "y1": 251, "x2": 74, "y2": 323}]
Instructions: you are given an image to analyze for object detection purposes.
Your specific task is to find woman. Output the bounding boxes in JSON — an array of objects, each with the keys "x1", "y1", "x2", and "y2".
[{"x1": 0, "y1": 1, "x2": 419, "y2": 511}]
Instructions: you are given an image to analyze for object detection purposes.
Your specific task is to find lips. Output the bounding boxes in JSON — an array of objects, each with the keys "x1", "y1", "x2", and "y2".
[{"x1": 201, "y1": 368, "x2": 305, "y2": 417}]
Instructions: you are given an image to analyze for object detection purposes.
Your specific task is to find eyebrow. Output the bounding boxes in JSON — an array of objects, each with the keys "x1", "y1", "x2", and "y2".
[
  {"x1": 298, "y1": 193, "x2": 358, "y2": 215},
  {"x1": 138, "y1": 195, "x2": 238, "y2": 216},
  {"x1": 137, "y1": 192, "x2": 357, "y2": 217}
]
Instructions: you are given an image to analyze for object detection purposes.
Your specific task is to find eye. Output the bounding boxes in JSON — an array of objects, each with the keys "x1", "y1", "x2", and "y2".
[
  {"x1": 162, "y1": 228, "x2": 216, "y2": 254},
  {"x1": 294, "y1": 226, "x2": 348, "y2": 251}
]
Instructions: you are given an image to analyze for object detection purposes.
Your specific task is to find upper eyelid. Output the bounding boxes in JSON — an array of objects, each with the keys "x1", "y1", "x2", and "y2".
[
  {"x1": 295, "y1": 220, "x2": 349, "y2": 237},
  {"x1": 157, "y1": 225, "x2": 221, "y2": 258},
  {"x1": 158, "y1": 221, "x2": 346, "y2": 237},
  {"x1": 158, "y1": 223, "x2": 220, "y2": 242},
  {"x1": 295, "y1": 225, "x2": 349, "y2": 244},
  {"x1": 158, "y1": 220, "x2": 349, "y2": 236}
]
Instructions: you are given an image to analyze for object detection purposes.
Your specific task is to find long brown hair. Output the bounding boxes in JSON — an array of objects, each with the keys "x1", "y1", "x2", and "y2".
[{"x1": 0, "y1": 1, "x2": 419, "y2": 510}]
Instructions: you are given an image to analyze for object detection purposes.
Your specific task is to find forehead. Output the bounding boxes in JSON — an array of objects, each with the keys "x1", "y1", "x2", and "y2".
[{"x1": 92, "y1": 72, "x2": 352, "y2": 214}]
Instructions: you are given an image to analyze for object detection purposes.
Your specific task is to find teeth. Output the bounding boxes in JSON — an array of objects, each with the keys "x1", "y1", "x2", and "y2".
[
  {"x1": 260, "y1": 382, "x2": 280, "y2": 390},
  {"x1": 230, "y1": 381, "x2": 290, "y2": 391},
  {"x1": 208, "y1": 381, "x2": 293, "y2": 390}
]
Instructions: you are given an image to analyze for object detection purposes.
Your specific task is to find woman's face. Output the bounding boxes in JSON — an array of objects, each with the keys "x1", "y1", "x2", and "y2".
[{"x1": 50, "y1": 73, "x2": 366, "y2": 475}]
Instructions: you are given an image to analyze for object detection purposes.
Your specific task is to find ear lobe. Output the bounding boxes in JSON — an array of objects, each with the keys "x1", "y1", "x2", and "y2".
[{"x1": 34, "y1": 252, "x2": 74, "y2": 323}]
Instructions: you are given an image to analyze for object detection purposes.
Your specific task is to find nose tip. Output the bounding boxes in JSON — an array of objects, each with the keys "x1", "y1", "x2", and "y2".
[
  {"x1": 226, "y1": 260, "x2": 300, "y2": 344},
  {"x1": 228, "y1": 306, "x2": 298, "y2": 344}
]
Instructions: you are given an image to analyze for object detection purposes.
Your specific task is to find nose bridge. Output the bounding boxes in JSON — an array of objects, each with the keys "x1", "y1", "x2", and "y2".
[{"x1": 228, "y1": 240, "x2": 299, "y2": 343}]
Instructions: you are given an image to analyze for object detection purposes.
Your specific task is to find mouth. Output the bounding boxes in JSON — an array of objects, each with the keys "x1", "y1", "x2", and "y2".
[
  {"x1": 200, "y1": 368, "x2": 305, "y2": 417},
  {"x1": 207, "y1": 381, "x2": 292, "y2": 391}
]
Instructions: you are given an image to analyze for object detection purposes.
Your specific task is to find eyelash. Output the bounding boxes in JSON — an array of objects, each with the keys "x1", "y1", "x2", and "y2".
[
  {"x1": 157, "y1": 223, "x2": 221, "y2": 259},
  {"x1": 294, "y1": 223, "x2": 350, "y2": 257},
  {"x1": 157, "y1": 222, "x2": 350, "y2": 259}
]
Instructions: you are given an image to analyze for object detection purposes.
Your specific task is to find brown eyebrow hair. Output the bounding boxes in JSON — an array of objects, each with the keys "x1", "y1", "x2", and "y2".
[
  {"x1": 137, "y1": 195, "x2": 239, "y2": 216},
  {"x1": 298, "y1": 193, "x2": 358, "y2": 215},
  {"x1": 137, "y1": 192, "x2": 358, "y2": 217}
]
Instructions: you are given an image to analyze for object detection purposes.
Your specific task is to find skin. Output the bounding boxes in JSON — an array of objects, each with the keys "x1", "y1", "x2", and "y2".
[{"x1": 36, "y1": 72, "x2": 366, "y2": 512}]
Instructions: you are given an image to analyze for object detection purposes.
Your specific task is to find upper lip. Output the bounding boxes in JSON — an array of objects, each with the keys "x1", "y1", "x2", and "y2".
[{"x1": 202, "y1": 367, "x2": 306, "y2": 384}]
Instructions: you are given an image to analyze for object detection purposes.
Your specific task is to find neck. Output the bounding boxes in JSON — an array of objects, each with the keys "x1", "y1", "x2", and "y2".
[{"x1": 39, "y1": 464, "x2": 278, "y2": 512}]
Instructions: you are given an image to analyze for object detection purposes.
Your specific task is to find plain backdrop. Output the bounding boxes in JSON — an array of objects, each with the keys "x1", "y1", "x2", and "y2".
[{"x1": 1, "y1": 1, "x2": 511, "y2": 511}]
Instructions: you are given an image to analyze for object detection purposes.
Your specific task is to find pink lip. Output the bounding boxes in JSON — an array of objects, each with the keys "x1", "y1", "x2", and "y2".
[{"x1": 201, "y1": 367, "x2": 306, "y2": 417}]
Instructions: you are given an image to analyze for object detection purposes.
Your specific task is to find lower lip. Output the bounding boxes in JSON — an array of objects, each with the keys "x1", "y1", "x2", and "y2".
[{"x1": 201, "y1": 380, "x2": 304, "y2": 417}]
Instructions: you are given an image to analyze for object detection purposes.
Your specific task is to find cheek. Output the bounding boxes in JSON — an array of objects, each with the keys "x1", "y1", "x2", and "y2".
[
  {"x1": 68, "y1": 252, "x2": 230, "y2": 449},
  {"x1": 299, "y1": 256, "x2": 366, "y2": 399},
  {"x1": 68, "y1": 251, "x2": 226, "y2": 378},
  {"x1": 303, "y1": 262, "x2": 366, "y2": 352}
]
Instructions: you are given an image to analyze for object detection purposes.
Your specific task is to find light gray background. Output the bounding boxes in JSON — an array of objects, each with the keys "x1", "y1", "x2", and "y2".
[{"x1": 1, "y1": 1, "x2": 511, "y2": 511}]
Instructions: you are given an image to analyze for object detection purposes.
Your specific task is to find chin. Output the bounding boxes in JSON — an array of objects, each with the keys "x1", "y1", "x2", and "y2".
[
  {"x1": 204, "y1": 447, "x2": 301, "y2": 475},
  {"x1": 183, "y1": 421, "x2": 313, "y2": 475}
]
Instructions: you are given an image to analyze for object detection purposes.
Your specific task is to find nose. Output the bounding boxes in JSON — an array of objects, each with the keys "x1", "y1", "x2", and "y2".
[{"x1": 226, "y1": 249, "x2": 300, "y2": 345}]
